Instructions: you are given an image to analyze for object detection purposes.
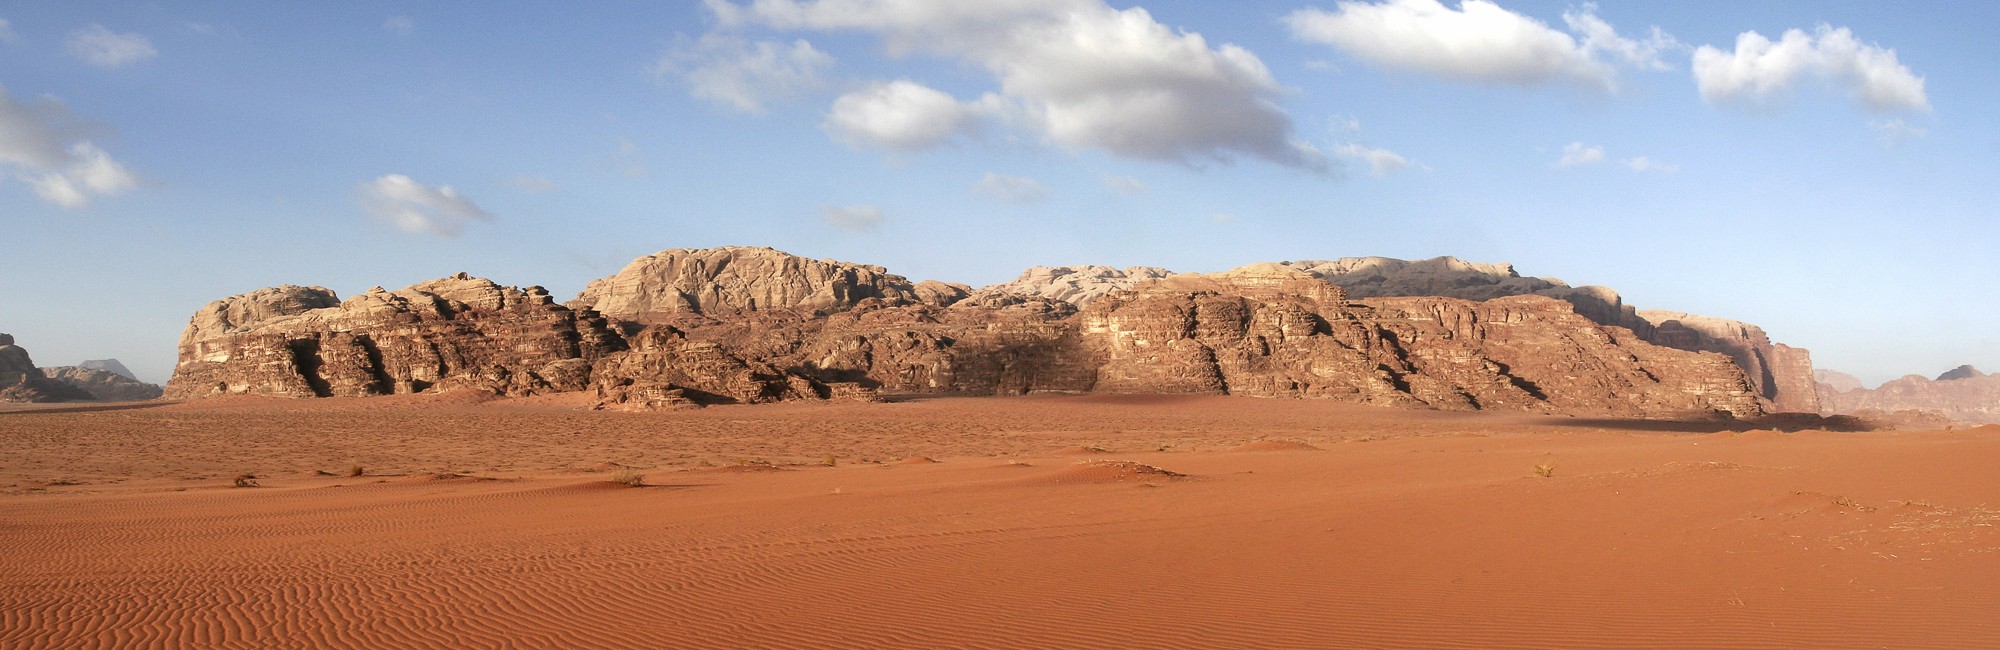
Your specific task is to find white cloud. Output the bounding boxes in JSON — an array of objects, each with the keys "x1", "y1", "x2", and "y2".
[
  {"x1": 0, "y1": 85, "x2": 137, "y2": 209},
  {"x1": 1100, "y1": 173, "x2": 1147, "y2": 195},
  {"x1": 1619, "y1": 156, "x2": 1677, "y2": 173},
  {"x1": 1873, "y1": 118, "x2": 1927, "y2": 147},
  {"x1": 1556, "y1": 141, "x2": 1674, "y2": 173},
  {"x1": 1285, "y1": 0, "x2": 1675, "y2": 92},
  {"x1": 384, "y1": 16, "x2": 414, "y2": 37},
  {"x1": 708, "y1": 0, "x2": 1326, "y2": 172},
  {"x1": 1692, "y1": 25, "x2": 1928, "y2": 113},
  {"x1": 1555, "y1": 142, "x2": 1605, "y2": 167},
  {"x1": 660, "y1": 35, "x2": 833, "y2": 113},
  {"x1": 355, "y1": 175, "x2": 493, "y2": 237},
  {"x1": 509, "y1": 175, "x2": 557, "y2": 193},
  {"x1": 66, "y1": 24, "x2": 156, "y2": 68},
  {"x1": 972, "y1": 172, "x2": 1047, "y2": 203},
  {"x1": 0, "y1": 18, "x2": 18, "y2": 44},
  {"x1": 823, "y1": 79, "x2": 980, "y2": 151},
  {"x1": 821, "y1": 204, "x2": 883, "y2": 231},
  {"x1": 1335, "y1": 143, "x2": 1420, "y2": 177}
]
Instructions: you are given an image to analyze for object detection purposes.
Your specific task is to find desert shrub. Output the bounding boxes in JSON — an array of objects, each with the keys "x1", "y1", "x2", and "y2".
[
  {"x1": 347, "y1": 464, "x2": 365, "y2": 477},
  {"x1": 610, "y1": 468, "x2": 646, "y2": 487},
  {"x1": 1532, "y1": 462, "x2": 1556, "y2": 478},
  {"x1": 233, "y1": 473, "x2": 259, "y2": 488}
]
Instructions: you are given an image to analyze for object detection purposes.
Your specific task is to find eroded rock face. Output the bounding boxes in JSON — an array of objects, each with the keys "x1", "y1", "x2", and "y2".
[
  {"x1": 969, "y1": 265, "x2": 1173, "y2": 307},
  {"x1": 166, "y1": 274, "x2": 624, "y2": 399},
  {"x1": 1077, "y1": 265, "x2": 1763, "y2": 416},
  {"x1": 573, "y1": 246, "x2": 923, "y2": 323},
  {"x1": 0, "y1": 334, "x2": 95, "y2": 402},
  {"x1": 41, "y1": 366, "x2": 164, "y2": 401},
  {"x1": 1638, "y1": 311, "x2": 1820, "y2": 413},
  {"x1": 1818, "y1": 367, "x2": 2000, "y2": 425},
  {"x1": 168, "y1": 247, "x2": 1774, "y2": 418}
]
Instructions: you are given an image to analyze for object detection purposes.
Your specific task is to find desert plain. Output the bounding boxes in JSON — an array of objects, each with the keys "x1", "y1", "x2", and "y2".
[{"x1": 5, "y1": 393, "x2": 1998, "y2": 649}]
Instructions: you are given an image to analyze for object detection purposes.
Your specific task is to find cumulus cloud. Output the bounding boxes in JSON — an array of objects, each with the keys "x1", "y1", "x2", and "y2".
[
  {"x1": 972, "y1": 172, "x2": 1047, "y2": 203},
  {"x1": 1285, "y1": 0, "x2": 1677, "y2": 92},
  {"x1": 823, "y1": 79, "x2": 981, "y2": 151},
  {"x1": 384, "y1": 16, "x2": 415, "y2": 37},
  {"x1": 1100, "y1": 174, "x2": 1147, "y2": 195},
  {"x1": 1692, "y1": 25, "x2": 1928, "y2": 113},
  {"x1": 66, "y1": 24, "x2": 156, "y2": 68},
  {"x1": 0, "y1": 85, "x2": 137, "y2": 209},
  {"x1": 707, "y1": 0, "x2": 1326, "y2": 172},
  {"x1": 1335, "y1": 143, "x2": 1421, "y2": 177},
  {"x1": 820, "y1": 204, "x2": 883, "y2": 231},
  {"x1": 355, "y1": 175, "x2": 493, "y2": 237},
  {"x1": 659, "y1": 35, "x2": 833, "y2": 113},
  {"x1": 1556, "y1": 141, "x2": 1674, "y2": 173}
]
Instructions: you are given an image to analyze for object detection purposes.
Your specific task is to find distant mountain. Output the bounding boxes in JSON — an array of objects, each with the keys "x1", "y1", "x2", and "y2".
[
  {"x1": 1817, "y1": 366, "x2": 2000, "y2": 425},
  {"x1": 1937, "y1": 365, "x2": 1985, "y2": 381},
  {"x1": 77, "y1": 358, "x2": 141, "y2": 382},
  {"x1": 0, "y1": 333, "x2": 95, "y2": 403}
]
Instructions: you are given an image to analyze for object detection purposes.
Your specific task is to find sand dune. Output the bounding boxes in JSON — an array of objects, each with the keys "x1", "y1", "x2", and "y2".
[{"x1": 4, "y1": 395, "x2": 1998, "y2": 648}]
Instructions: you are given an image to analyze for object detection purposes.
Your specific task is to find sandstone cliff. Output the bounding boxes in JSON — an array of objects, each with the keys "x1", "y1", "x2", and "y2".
[
  {"x1": 41, "y1": 366, "x2": 164, "y2": 401},
  {"x1": 1638, "y1": 311, "x2": 1820, "y2": 413},
  {"x1": 0, "y1": 334, "x2": 95, "y2": 402},
  {"x1": 167, "y1": 247, "x2": 1775, "y2": 418},
  {"x1": 572, "y1": 246, "x2": 924, "y2": 324},
  {"x1": 166, "y1": 274, "x2": 625, "y2": 399}
]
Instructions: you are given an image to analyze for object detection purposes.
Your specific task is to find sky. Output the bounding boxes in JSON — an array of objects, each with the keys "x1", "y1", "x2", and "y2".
[{"x1": 2, "y1": 1, "x2": 1995, "y2": 388}]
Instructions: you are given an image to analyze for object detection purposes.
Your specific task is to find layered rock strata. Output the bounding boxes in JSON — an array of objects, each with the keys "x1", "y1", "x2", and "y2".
[
  {"x1": 169, "y1": 247, "x2": 1773, "y2": 417},
  {"x1": 166, "y1": 274, "x2": 625, "y2": 399}
]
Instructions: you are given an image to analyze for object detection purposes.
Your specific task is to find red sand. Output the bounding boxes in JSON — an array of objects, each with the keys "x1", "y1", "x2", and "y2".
[{"x1": 4, "y1": 394, "x2": 1998, "y2": 648}]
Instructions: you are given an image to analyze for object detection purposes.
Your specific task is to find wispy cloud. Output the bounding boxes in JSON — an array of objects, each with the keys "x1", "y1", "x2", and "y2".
[
  {"x1": 971, "y1": 172, "x2": 1047, "y2": 203},
  {"x1": 658, "y1": 35, "x2": 833, "y2": 113},
  {"x1": 355, "y1": 175, "x2": 493, "y2": 236},
  {"x1": 66, "y1": 24, "x2": 156, "y2": 68},
  {"x1": 0, "y1": 84, "x2": 137, "y2": 209},
  {"x1": 821, "y1": 204, "x2": 884, "y2": 232},
  {"x1": 1693, "y1": 25, "x2": 1927, "y2": 114}
]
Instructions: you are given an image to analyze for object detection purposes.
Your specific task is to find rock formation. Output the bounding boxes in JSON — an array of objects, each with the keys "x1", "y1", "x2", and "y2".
[
  {"x1": 969, "y1": 265, "x2": 1173, "y2": 306},
  {"x1": 166, "y1": 274, "x2": 625, "y2": 399},
  {"x1": 0, "y1": 334, "x2": 95, "y2": 402},
  {"x1": 1814, "y1": 369, "x2": 1863, "y2": 395},
  {"x1": 168, "y1": 247, "x2": 1779, "y2": 418},
  {"x1": 1937, "y1": 365, "x2": 1985, "y2": 381},
  {"x1": 1638, "y1": 311, "x2": 1820, "y2": 413},
  {"x1": 1817, "y1": 366, "x2": 2000, "y2": 425},
  {"x1": 572, "y1": 246, "x2": 924, "y2": 324},
  {"x1": 76, "y1": 358, "x2": 142, "y2": 382},
  {"x1": 41, "y1": 366, "x2": 164, "y2": 401}
]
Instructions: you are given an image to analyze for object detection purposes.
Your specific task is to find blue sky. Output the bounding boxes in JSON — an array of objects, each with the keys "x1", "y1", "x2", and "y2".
[{"x1": 2, "y1": 1, "x2": 1994, "y2": 387}]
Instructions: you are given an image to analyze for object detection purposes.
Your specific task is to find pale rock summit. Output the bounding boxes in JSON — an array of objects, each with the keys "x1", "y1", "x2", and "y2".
[
  {"x1": 970, "y1": 265, "x2": 1173, "y2": 306},
  {"x1": 572, "y1": 246, "x2": 924, "y2": 323},
  {"x1": 1937, "y1": 365, "x2": 1985, "y2": 381}
]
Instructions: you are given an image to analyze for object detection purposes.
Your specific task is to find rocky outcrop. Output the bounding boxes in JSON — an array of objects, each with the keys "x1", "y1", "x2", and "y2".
[
  {"x1": 166, "y1": 274, "x2": 625, "y2": 399},
  {"x1": 0, "y1": 334, "x2": 95, "y2": 402},
  {"x1": 1077, "y1": 265, "x2": 1761, "y2": 416},
  {"x1": 1937, "y1": 365, "x2": 1985, "y2": 382},
  {"x1": 41, "y1": 365, "x2": 164, "y2": 401},
  {"x1": 1280, "y1": 256, "x2": 1642, "y2": 329},
  {"x1": 1814, "y1": 369, "x2": 1863, "y2": 395},
  {"x1": 1818, "y1": 367, "x2": 2000, "y2": 425},
  {"x1": 167, "y1": 247, "x2": 1775, "y2": 418},
  {"x1": 970, "y1": 265, "x2": 1173, "y2": 307},
  {"x1": 572, "y1": 246, "x2": 924, "y2": 324},
  {"x1": 76, "y1": 359, "x2": 141, "y2": 382},
  {"x1": 1638, "y1": 311, "x2": 1819, "y2": 413}
]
